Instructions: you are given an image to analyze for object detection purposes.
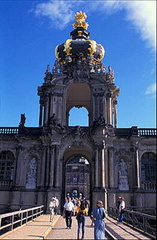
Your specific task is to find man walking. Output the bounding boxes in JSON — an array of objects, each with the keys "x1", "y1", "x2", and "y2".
[
  {"x1": 63, "y1": 197, "x2": 74, "y2": 229},
  {"x1": 118, "y1": 197, "x2": 125, "y2": 223},
  {"x1": 49, "y1": 197, "x2": 56, "y2": 222}
]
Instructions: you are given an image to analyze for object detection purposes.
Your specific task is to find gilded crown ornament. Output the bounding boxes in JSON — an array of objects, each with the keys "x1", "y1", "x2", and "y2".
[
  {"x1": 55, "y1": 11, "x2": 105, "y2": 69},
  {"x1": 72, "y1": 11, "x2": 89, "y2": 30}
]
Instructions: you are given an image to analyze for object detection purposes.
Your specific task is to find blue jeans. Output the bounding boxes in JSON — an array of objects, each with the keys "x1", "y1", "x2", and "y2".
[
  {"x1": 119, "y1": 211, "x2": 124, "y2": 222},
  {"x1": 77, "y1": 217, "x2": 85, "y2": 239}
]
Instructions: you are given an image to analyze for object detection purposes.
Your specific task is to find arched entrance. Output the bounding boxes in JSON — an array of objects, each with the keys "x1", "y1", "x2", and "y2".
[{"x1": 64, "y1": 155, "x2": 90, "y2": 200}]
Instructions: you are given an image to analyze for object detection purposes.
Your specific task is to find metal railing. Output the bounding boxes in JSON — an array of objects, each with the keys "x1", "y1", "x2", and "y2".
[
  {"x1": 108, "y1": 207, "x2": 156, "y2": 238},
  {"x1": 0, "y1": 205, "x2": 44, "y2": 234}
]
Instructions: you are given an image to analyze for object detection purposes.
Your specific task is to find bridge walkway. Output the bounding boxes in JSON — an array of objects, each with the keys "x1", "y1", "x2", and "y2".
[{"x1": 0, "y1": 214, "x2": 152, "y2": 240}]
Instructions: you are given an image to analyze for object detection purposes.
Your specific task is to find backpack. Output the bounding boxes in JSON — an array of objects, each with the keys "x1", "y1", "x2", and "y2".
[{"x1": 80, "y1": 200, "x2": 86, "y2": 210}]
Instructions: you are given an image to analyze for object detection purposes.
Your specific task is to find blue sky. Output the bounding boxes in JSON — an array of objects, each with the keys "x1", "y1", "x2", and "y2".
[{"x1": 0, "y1": 0, "x2": 156, "y2": 128}]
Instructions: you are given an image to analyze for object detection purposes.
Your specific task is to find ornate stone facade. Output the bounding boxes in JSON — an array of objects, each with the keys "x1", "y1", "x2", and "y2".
[{"x1": 0, "y1": 12, "x2": 156, "y2": 213}]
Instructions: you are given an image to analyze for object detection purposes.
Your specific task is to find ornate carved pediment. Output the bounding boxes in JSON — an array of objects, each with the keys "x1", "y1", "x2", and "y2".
[{"x1": 72, "y1": 140, "x2": 83, "y2": 147}]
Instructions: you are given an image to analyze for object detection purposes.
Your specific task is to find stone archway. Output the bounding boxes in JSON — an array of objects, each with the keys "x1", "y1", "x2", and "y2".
[{"x1": 64, "y1": 155, "x2": 91, "y2": 201}]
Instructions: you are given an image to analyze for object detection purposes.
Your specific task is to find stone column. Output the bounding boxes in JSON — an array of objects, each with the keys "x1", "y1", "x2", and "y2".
[
  {"x1": 108, "y1": 147, "x2": 115, "y2": 188},
  {"x1": 39, "y1": 104, "x2": 43, "y2": 127},
  {"x1": 49, "y1": 146, "x2": 55, "y2": 187},
  {"x1": 106, "y1": 92, "x2": 112, "y2": 125},
  {"x1": 109, "y1": 97, "x2": 112, "y2": 125},
  {"x1": 57, "y1": 96, "x2": 63, "y2": 122},
  {"x1": 94, "y1": 142, "x2": 105, "y2": 188},
  {"x1": 135, "y1": 147, "x2": 140, "y2": 189},
  {"x1": 15, "y1": 145, "x2": 24, "y2": 187},
  {"x1": 101, "y1": 143, "x2": 105, "y2": 188},
  {"x1": 94, "y1": 146, "x2": 99, "y2": 188},
  {"x1": 45, "y1": 146, "x2": 50, "y2": 187},
  {"x1": 104, "y1": 96, "x2": 107, "y2": 125},
  {"x1": 55, "y1": 145, "x2": 61, "y2": 188},
  {"x1": 52, "y1": 145, "x2": 61, "y2": 188},
  {"x1": 44, "y1": 96, "x2": 49, "y2": 125},
  {"x1": 114, "y1": 100, "x2": 118, "y2": 128},
  {"x1": 94, "y1": 94, "x2": 98, "y2": 120}
]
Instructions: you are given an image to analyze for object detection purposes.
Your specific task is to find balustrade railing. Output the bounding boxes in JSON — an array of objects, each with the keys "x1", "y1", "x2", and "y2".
[
  {"x1": 0, "y1": 205, "x2": 44, "y2": 234},
  {"x1": 141, "y1": 182, "x2": 156, "y2": 190},
  {"x1": 0, "y1": 127, "x2": 19, "y2": 134},
  {"x1": 138, "y1": 128, "x2": 157, "y2": 136},
  {"x1": 108, "y1": 207, "x2": 156, "y2": 238},
  {"x1": 0, "y1": 127, "x2": 156, "y2": 137},
  {"x1": 0, "y1": 181, "x2": 13, "y2": 188}
]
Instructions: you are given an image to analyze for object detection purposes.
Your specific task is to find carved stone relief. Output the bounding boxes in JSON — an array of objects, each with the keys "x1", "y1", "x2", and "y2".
[
  {"x1": 25, "y1": 158, "x2": 37, "y2": 189},
  {"x1": 118, "y1": 159, "x2": 129, "y2": 191}
]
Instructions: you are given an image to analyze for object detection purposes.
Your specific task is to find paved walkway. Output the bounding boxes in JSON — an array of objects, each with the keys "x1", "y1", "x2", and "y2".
[
  {"x1": 0, "y1": 214, "x2": 152, "y2": 240},
  {"x1": 0, "y1": 214, "x2": 59, "y2": 239},
  {"x1": 47, "y1": 215, "x2": 94, "y2": 239}
]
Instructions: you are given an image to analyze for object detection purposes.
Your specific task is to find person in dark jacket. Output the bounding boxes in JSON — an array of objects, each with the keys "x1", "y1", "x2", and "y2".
[{"x1": 76, "y1": 200, "x2": 86, "y2": 239}]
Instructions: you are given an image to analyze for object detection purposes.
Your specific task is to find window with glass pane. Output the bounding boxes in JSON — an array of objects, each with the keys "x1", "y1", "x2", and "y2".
[
  {"x1": 141, "y1": 152, "x2": 156, "y2": 182},
  {"x1": 0, "y1": 151, "x2": 15, "y2": 181}
]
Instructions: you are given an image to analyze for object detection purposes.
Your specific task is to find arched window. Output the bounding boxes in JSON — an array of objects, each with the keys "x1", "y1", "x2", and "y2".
[
  {"x1": 141, "y1": 152, "x2": 156, "y2": 190},
  {"x1": 0, "y1": 151, "x2": 15, "y2": 181},
  {"x1": 69, "y1": 107, "x2": 88, "y2": 126}
]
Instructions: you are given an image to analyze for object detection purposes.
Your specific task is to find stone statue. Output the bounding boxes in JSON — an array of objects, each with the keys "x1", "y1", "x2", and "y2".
[
  {"x1": 19, "y1": 114, "x2": 26, "y2": 127},
  {"x1": 44, "y1": 64, "x2": 52, "y2": 81},
  {"x1": 49, "y1": 113, "x2": 64, "y2": 130},
  {"x1": 92, "y1": 114, "x2": 106, "y2": 129},
  {"x1": 118, "y1": 159, "x2": 129, "y2": 190},
  {"x1": 26, "y1": 158, "x2": 37, "y2": 189},
  {"x1": 106, "y1": 65, "x2": 115, "y2": 82},
  {"x1": 118, "y1": 159, "x2": 127, "y2": 177},
  {"x1": 97, "y1": 114, "x2": 105, "y2": 125}
]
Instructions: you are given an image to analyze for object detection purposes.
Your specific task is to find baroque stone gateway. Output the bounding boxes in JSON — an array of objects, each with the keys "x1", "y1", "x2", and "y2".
[{"x1": 0, "y1": 12, "x2": 156, "y2": 214}]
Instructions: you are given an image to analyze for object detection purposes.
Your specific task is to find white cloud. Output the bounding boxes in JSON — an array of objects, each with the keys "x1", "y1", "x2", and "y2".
[
  {"x1": 123, "y1": 1, "x2": 156, "y2": 51},
  {"x1": 33, "y1": 0, "x2": 156, "y2": 50},
  {"x1": 93, "y1": 0, "x2": 156, "y2": 51},
  {"x1": 145, "y1": 83, "x2": 156, "y2": 95},
  {"x1": 34, "y1": 0, "x2": 74, "y2": 29}
]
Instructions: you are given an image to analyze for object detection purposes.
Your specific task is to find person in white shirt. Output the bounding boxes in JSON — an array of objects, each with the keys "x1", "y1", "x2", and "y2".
[
  {"x1": 54, "y1": 197, "x2": 59, "y2": 214},
  {"x1": 49, "y1": 197, "x2": 56, "y2": 222},
  {"x1": 63, "y1": 197, "x2": 74, "y2": 229},
  {"x1": 118, "y1": 197, "x2": 125, "y2": 223}
]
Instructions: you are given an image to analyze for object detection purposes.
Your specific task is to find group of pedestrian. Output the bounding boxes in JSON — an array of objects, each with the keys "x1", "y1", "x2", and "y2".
[
  {"x1": 71, "y1": 197, "x2": 89, "y2": 216},
  {"x1": 62, "y1": 197, "x2": 107, "y2": 239},
  {"x1": 49, "y1": 195, "x2": 125, "y2": 239}
]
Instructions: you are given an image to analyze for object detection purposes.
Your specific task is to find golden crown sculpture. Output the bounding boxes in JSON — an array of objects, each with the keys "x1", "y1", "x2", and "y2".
[{"x1": 72, "y1": 11, "x2": 89, "y2": 30}]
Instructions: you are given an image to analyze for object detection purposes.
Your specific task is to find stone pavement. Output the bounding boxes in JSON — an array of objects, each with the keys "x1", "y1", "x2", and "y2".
[
  {"x1": 105, "y1": 217, "x2": 151, "y2": 240},
  {"x1": 46, "y1": 215, "x2": 94, "y2": 239},
  {"x1": 0, "y1": 214, "x2": 60, "y2": 239},
  {"x1": 47, "y1": 215, "x2": 152, "y2": 240},
  {"x1": 0, "y1": 214, "x2": 152, "y2": 240}
]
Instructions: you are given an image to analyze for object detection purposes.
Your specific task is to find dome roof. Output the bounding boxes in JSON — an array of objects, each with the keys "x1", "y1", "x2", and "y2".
[{"x1": 55, "y1": 11, "x2": 105, "y2": 65}]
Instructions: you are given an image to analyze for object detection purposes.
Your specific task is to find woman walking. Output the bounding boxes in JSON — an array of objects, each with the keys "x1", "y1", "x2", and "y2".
[
  {"x1": 91, "y1": 200, "x2": 106, "y2": 240},
  {"x1": 76, "y1": 200, "x2": 86, "y2": 239}
]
